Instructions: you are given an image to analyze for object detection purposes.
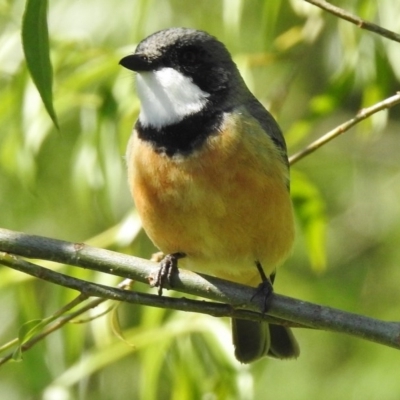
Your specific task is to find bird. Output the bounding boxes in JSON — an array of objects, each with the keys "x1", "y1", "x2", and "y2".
[{"x1": 119, "y1": 27, "x2": 299, "y2": 363}]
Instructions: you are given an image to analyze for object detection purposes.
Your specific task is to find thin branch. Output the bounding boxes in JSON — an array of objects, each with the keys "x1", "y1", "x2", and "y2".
[
  {"x1": 0, "y1": 294, "x2": 104, "y2": 366},
  {"x1": 0, "y1": 277, "x2": 133, "y2": 366},
  {"x1": 1, "y1": 229, "x2": 400, "y2": 353},
  {"x1": 289, "y1": 92, "x2": 400, "y2": 165},
  {"x1": 304, "y1": 0, "x2": 400, "y2": 44}
]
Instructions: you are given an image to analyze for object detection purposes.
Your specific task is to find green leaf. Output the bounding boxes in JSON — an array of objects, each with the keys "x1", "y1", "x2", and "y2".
[
  {"x1": 12, "y1": 317, "x2": 55, "y2": 361},
  {"x1": 21, "y1": 0, "x2": 59, "y2": 129}
]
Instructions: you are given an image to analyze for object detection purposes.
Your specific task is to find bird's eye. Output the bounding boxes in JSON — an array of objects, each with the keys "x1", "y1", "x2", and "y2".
[{"x1": 179, "y1": 47, "x2": 198, "y2": 64}]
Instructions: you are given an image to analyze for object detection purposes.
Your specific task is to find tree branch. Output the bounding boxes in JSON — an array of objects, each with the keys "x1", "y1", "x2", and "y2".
[
  {"x1": 304, "y1": 0, "x2": 400, "y2": 44},
  {"x1": 1, "y1": 228, "x2": 399, "y2": 352},
  {"x1": 289, "y1": 92, "x2": 400, "y2": 165},
  {"x1": 0, "y1": 252, "x2": 296, "y2": 327}
]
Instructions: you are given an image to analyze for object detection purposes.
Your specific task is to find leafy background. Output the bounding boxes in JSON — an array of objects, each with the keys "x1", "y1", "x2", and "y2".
[{"x1": 1, "y1": 0, "x2": 400, "y2": 399}]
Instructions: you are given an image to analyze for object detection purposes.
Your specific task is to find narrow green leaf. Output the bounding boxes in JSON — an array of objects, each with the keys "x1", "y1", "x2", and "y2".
[
  {"x1": 12, "y1": 317, "x2": 56, "y2": 361},
  {"x1": 21, "y1": 0, "x2": 59, "y2": 129},
  {"x1": 111, "y1": 304, "x2": 135, "y2": 347},
  {"x1": 17, "y1": 319, "x2": 48, "y2": 344},
  {"x1": 12, "y1": 319, "x2": 44, "y2": 361}
]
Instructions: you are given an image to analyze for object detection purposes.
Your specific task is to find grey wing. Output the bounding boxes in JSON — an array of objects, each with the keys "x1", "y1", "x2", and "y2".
[{"x1": 245, "y1": 97, "x2": 288, "y2": 160}]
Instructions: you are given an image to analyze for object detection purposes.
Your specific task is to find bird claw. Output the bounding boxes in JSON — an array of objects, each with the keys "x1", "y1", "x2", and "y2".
[{"x1": 150, "y1": 252, "x2": 185, "y2": 295}]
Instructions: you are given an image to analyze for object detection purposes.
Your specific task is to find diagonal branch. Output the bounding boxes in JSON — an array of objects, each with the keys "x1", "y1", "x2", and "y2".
[
  {"x1": 304, "y1": 0, "x2": 400, "y2": 44},
  {"x1": 0, "y1": 228, "x2": 399, "y2": 352},
  {"x1": 289, "y1": 92, "x2": 400, "y2": 165},
  {"x1": 0, "y1": 292, "x2": 105, "y2": 366}
]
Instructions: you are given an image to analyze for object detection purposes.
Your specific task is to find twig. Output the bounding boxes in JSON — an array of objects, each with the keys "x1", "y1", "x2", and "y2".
[
  {"x1": 304, "y1": 0, "x2": 400, "y2": 44},
  {"x1": 0, "y1": 294, "x2": 104, "y2": 366},
  {"x1": 0, "y1": 271, "x2": 132, "y2": 366},
  {"x1": 0, "y1": 229, "x2": 400, "y2": 352},
  {"x1": 289, "y1": 92, "x2": 400, "y2": 165}
]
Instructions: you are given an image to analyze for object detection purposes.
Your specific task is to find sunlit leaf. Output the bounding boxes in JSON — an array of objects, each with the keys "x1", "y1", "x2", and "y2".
[
  {"x1": 110, "y1": 303, "x2": 136, "y2": 347},
  {"x1": 21, "y1": 0, "x2": 59, "y2": 129}
]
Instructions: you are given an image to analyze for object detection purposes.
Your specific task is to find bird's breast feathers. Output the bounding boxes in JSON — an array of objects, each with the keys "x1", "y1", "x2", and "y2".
[{"x1": 126, "y1": 111, "x2": 294, "y2": 285}]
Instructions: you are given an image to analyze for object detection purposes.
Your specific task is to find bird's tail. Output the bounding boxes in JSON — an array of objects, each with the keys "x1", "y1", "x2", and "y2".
[{"x1": 232, "y1": 318, "x2": 299, "y2": 363}]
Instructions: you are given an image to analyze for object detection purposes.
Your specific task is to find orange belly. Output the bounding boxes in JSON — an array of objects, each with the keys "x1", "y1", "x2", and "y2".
[{"x1": 126, "y1": 113, "x2": 294, "y2": 286}]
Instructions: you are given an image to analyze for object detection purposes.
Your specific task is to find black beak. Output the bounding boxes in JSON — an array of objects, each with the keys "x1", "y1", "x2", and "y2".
[{"x1": 119, "y1": 53, "x2": 153, "y2": 72}]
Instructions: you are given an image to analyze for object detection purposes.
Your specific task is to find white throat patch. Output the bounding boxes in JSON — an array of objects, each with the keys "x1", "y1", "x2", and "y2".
[{"x1": 136, "y1": 67, "x2": 209, "y2": 129}]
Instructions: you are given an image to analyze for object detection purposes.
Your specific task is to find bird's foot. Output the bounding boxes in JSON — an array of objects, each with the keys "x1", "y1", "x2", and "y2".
[
  {"x1": 150, "y1": 252, "x2": 186, "y2": 296},
  {"x1": 251, "y1": 261, "x2": 274, "y2": 313}
]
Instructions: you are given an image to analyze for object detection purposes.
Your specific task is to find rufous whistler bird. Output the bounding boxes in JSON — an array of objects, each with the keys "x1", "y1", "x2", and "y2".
[{"x1": 120, "y1": 27, "x2": 299, "y2": 363}]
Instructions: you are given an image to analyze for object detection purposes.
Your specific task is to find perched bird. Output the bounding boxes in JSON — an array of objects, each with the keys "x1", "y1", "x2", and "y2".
[{"x1": 120, "y1": 28, "x2": 299, "y2": 363}]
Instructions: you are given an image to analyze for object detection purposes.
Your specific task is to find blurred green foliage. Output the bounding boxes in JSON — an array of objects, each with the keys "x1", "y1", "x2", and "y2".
[{"x1": 1, "y1": 0, "x2": 400, "y2": 399}]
